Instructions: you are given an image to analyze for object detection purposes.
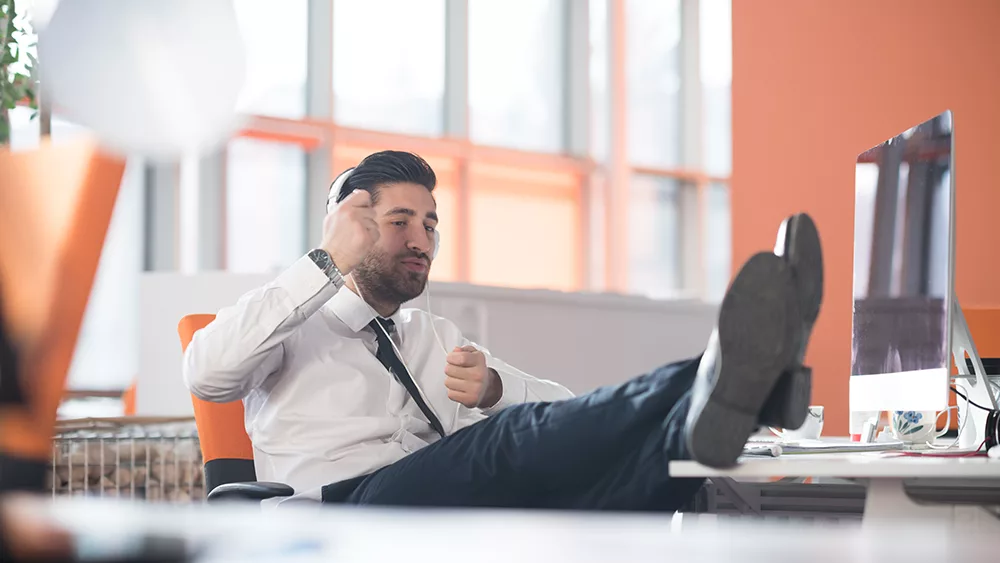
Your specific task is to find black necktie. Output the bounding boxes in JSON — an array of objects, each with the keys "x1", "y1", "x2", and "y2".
[{"x1": 368, "y1": 317, "x2": 446, "y2": 438}]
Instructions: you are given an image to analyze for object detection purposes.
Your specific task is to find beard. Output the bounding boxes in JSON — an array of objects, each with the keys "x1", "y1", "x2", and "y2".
[{"x1": 352, "y1": 247, "x2": 430, "y2": 307}]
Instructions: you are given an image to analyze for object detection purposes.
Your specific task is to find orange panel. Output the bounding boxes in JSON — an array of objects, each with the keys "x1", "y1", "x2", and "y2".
[
  {"x1": 0, "y1": 139, "x2": 126, "y2": 460},
  {"x1": 121, "y1": 382, "x2": 136, "y2": 416},
  {"x1": 959, "y1": 309, "x2": 1000, "y2": 358},
  {"x1": 468, "y1": 163, "x2": 582, "y2": 292},
  {"x1": 237, "y1": 128, "x2": 322, "y2": 150},
  {"x1": 732, "y1": 0, "x2": 1000, "y2": 434},
  {"x1": 178, "y1": 314, "x2": 254, "y2": 462}
]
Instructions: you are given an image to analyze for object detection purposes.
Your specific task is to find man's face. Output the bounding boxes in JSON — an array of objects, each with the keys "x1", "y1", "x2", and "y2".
[{"x1": 352, "y1": 182, "x2": 438, "y2": 307}]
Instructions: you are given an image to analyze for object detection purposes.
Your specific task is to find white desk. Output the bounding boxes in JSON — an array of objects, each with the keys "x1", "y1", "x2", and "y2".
[
  {"x1": 670, "y1": 451, "x2": 1000, "y2": 529},
  {"x1": 8, "y1": 495, "x2": 998, "y2": 562}
]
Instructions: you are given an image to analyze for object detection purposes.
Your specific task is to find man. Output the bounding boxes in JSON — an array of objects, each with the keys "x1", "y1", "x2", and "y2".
[{"x1": 184, "y1": 150, "x2": 823, "y2": 511}]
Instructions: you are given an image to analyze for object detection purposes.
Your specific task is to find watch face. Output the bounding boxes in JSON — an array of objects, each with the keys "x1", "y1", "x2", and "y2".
[{"x1": 310, "y1": 249, "x2": 332, "y2": 269}]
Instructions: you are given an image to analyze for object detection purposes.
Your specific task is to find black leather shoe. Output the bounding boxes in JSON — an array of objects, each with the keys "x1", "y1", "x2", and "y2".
[
  {"x1": 685, "y1": 252, "x2": 804, "y2": 468},
  {"x1": 759, "y1": 213, "x2": 824, "y2": 431}
]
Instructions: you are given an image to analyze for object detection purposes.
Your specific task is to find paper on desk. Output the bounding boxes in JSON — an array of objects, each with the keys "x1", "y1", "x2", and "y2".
[{"x1": 773, "y1": 440, "x2": 906, "y2": 454}]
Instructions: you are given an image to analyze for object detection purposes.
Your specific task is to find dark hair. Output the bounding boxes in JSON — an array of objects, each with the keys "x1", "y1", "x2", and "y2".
[{"x1": 333, "y1": 150, "x2": 436, "y2": 204}]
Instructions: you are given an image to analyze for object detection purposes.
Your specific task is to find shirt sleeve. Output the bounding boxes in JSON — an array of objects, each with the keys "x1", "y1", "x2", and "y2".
[
  {"x1": 182, "y1": 255, "x2": 341, "y2": 403},
  {"x1": 463, "y1": 341, "x2": 576, "y2": 415}
]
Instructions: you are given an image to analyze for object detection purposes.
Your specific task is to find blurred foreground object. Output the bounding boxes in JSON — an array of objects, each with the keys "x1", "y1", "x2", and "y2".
[
  {"x1": 0, "y1": 290, "x2": 23, "y2": 406},
  {"x1": 4, "y1": 495, "x2": 1000, "y2": 562},
  {"x1": 0, "y1": 139, "x2": 125, "y2": 491},
  {"x1": 37, "y1": 0, "x2": 246, "y2": 159},
  {"x1": 0, "y1": 494, "x2": 74, "y2": 561}
]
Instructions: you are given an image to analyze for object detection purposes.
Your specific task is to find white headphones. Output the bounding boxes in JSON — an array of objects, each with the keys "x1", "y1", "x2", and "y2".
[{"x1": 328, "y1": 167, "x2": 440, "y2": 260}]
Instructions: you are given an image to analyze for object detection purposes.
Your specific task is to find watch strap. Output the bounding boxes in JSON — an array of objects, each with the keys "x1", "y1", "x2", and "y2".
[{"x1": 308, "y1": 249, "x2": 345, "y2": 288}]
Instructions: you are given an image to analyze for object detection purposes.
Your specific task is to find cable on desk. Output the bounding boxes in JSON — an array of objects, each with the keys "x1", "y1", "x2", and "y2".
[
  {"x1": 950, "y1": 386, "x2": 994, "y2": 412},
  {"x1": 894, "y1": 440, "x2": 986, "y2": 457}
]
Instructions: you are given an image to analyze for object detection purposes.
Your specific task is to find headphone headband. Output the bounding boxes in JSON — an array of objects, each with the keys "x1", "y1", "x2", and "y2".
[{"x1": 327, "y1": 167, "x2": 356, "y2": 213}]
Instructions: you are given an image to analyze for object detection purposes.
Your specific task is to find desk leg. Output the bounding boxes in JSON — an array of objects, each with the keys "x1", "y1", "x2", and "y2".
[
  {"x1": 863, "y1": 478, "x2": 953, "y2": 524},
  {"x1": 711, "y1": 478, "x2": 762, "y2": 517}
]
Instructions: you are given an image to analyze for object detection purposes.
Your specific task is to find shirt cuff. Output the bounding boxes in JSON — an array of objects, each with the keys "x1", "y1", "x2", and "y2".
[
  {"x1": 481, "y1": 367, "x2": 526, "y2": 415},
  {"x1": 274, "y1": 255, "x2": 341, "y2": 316}
]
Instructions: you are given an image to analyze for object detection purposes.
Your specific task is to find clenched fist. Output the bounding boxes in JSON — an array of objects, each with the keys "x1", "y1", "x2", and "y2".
[
  {"x1": 444, "y1": 345, "x2": 502, "y2": 409},
  {"x1": 321, "y1": 189, "x2": 379, "y2": 275}
]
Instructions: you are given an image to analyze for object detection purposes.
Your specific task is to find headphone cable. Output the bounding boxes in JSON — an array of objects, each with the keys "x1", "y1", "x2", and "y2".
[{"x1": 950, "y1": 386, "x2": 994, "y2": 412}]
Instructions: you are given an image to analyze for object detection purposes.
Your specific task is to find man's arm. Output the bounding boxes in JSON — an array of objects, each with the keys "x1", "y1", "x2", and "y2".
[
  {"x1": 439, "y1": 338, "x2": 573, "y2": 414},
  {"x1": 477, "y1": 349, "x2": 576, "y2": 414},
  {"x1": 183, "y1": 256, "x2": 339, "y2": 403},
  {"x1": 185, "y1": 189, "x2": 379, "y2": 403}
]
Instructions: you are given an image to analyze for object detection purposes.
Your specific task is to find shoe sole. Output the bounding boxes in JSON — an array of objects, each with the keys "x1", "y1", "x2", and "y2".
[
  {"x1": 686, "y1": 252, "x2": 802, "y2": 468},
  {"x1": 784, "y1": 214, "x2": 823, "y2": 330},
  {"x1": 761, "y1": 214, "x2": 824, "y2": 430}
]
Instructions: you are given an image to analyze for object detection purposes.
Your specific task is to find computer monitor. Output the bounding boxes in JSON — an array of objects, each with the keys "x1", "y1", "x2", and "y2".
[{"x1": 849, "y1": 110, "x2": 954, "y2": 412}]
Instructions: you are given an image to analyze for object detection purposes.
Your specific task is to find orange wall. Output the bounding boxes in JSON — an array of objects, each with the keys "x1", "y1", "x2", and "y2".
[{"x1": 732, "y1": 0, "x2": 1000, "y2": 434}]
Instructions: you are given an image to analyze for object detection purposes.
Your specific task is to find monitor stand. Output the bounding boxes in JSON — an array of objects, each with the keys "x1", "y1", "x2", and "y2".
[{"x1": 950, "y1": 296, "x2": 1000, "y2": 449}]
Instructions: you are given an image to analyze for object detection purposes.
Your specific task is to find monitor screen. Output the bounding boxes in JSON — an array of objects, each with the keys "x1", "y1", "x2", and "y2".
[{"x1": 850, "y1": 110, "x2": 953, "y2": 409}]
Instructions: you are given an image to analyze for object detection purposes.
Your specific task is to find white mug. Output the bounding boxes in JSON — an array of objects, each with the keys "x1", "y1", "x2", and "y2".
[
  {"x1": 769, "y1": 406, "x2": 824, "y2": 441},
  {"x1": 889, "y1": 408, "x2": 954, "y2": 444}
]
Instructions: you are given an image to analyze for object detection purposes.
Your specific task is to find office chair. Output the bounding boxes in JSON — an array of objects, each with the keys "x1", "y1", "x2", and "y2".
[{"x1": 178, "y1": 314, "x2": 293, "y2": 503}]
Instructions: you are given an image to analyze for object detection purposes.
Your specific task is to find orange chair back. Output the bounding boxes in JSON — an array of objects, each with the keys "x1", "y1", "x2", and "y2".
[{"x1": 178, "y1": 314, "x2": 256, "y2": 490}]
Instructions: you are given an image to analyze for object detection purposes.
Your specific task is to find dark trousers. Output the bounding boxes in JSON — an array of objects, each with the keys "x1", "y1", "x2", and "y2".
[{"x1": 322, "y1": 357, "x2": 705, "y2": 512}]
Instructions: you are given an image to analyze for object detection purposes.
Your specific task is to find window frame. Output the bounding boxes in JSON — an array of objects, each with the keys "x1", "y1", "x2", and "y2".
[{"x1": 145, "y1": 0, "x2": 732, "y2": 299}]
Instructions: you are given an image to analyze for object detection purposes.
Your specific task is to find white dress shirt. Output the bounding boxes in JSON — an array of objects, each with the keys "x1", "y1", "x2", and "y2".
[{"x1": 182, "y1": 255, "x2": 574, "y2": 504}]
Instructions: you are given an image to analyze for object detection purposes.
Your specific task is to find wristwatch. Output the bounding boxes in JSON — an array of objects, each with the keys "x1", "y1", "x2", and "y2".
[{"x1": 307, "y1": 248, "x2": 345, "y2": 289}]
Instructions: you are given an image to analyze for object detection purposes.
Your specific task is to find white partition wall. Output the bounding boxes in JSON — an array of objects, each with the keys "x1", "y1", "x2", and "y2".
[{"x1": 138, "y1": 273, "x2": 717, "y2": 416}]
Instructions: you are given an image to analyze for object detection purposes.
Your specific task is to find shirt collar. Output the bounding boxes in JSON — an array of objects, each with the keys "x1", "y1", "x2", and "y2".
[{"x1": 327, "y1": 288, "x2": 402, "y2": 333}]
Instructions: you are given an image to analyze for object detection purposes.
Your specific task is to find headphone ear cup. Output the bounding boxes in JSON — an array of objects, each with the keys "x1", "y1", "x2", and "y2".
[
  {"x1": 433, "y1": 230, "x2": 440, "y2": 260},
  {"x1": 327, "y1": 168, "x2": 355, "y2": 213}
]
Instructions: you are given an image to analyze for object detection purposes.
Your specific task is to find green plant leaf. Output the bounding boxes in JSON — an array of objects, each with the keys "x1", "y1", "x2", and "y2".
[{"x1": 0, "y1": 0, "x2": 37, "y2": 144}]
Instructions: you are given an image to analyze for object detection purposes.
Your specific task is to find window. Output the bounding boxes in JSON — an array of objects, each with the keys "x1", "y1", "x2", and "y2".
[
  {"x1": 589, "y1": 0, "x2": 610, "y2": 162},
  {"x1": 157, "y1": 0, "x2": 735, "y2": 303},
  {"x1": 67, "y1": 159, "x2": 144, "y2": 391},
  {"x1": 700, "y1": 0, "x2": 733, "y2": 296},
  {"x1": 333, "y1": 0, "x2": 446, "y2": 136},
  {"x1": 468, "y1": 164, "x2": 582, "y2": 291},
  {"x1": 627, "y1": 0, "x2": 682, "y2": 168},
  {"x1": 225, "y1": 138, "x2": 308, "y2": 273},
  {"x1": 233, "y1": 0, "x2": 309, "y2": 118},
  {"x1": 704, "y1": 182, "x2": 731, "y2": 300},
  {"x1": 469, "y1": 0, "x2": 565, "y2": 152},
  {"x1": 700, "y1": 0, "x2": 732, "y2": 176},
  {"x1": 628, "y1": 175, "x2": 685, "y2": 298}
]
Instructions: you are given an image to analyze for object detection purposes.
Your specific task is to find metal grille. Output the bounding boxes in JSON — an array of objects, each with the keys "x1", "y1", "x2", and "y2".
[{"x1": 49, "y1": 420, "x2": 204, "y2": 502}]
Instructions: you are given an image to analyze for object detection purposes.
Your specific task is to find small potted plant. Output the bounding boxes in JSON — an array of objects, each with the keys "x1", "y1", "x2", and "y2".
[{"x1": 0, "y1": 0, "x2": 37, "y2": 146}]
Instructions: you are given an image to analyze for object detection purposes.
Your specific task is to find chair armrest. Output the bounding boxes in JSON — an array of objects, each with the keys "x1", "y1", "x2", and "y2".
[{"x1": 206, "y1": 481, "x2": 294, "y2": 503}]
